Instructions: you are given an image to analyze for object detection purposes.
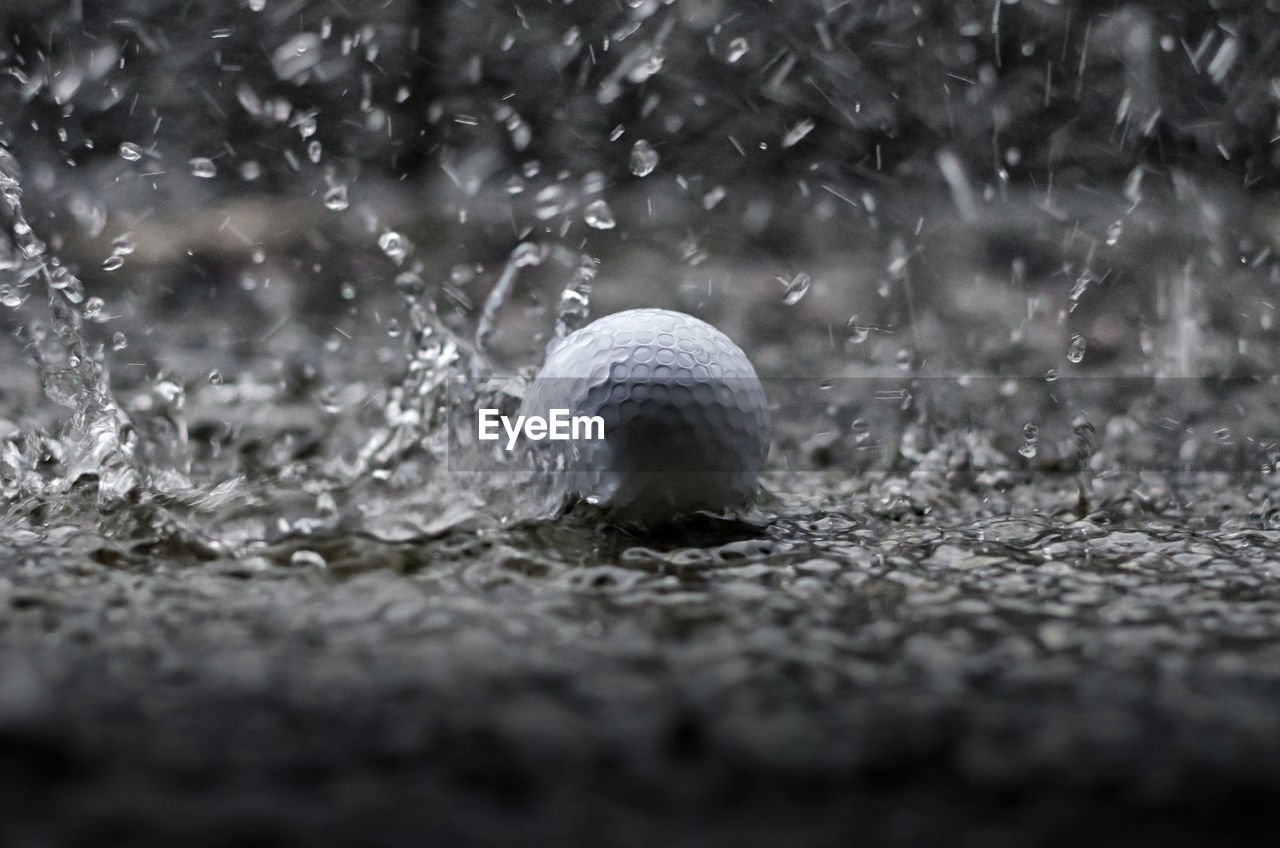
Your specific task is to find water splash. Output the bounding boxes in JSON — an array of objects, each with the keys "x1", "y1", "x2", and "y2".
[
  {"x1": 0, "y1": 144, "x2": 139, "y2": 511},
  {"x1": 629, "y1": 139, "x2": 659, "y2": 177}
]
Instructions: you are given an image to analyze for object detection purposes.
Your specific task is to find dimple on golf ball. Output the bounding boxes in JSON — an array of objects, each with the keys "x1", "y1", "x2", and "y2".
[{"x1": 519, "y1": 308, "x2": 769, "y2": 521}]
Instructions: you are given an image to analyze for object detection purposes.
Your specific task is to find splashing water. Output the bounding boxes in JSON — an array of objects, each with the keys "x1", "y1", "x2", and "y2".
[{"x1": 0, "y1": 145, "x2": 139, "y2": 514}]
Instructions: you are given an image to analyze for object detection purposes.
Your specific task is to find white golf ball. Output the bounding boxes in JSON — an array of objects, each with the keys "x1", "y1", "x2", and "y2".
[{"x1": 519, "y1": 308, "x2": 769, "y2": 521}]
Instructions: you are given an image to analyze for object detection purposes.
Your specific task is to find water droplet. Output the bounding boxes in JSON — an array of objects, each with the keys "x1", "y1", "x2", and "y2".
[
  {"x1": 534, "y1": 184, "x2": 570, "y2": 220},
  {"x1": 583, "y1": 199, "x2": 616, "y2": 230},
  {"x1": 323, "y1": 184, "x2": 349, "y2": 210},
  {"x1": 394, "y1": 271, "x2": 426, "y2": 299},
  {"x1": 779, "y1": 272, "x2": 811, "y2": 306},
  {"x1": 340, "y1": 282, "x2": 356, "y2": 300},
  {"x1": 1019, "y1": 422, "x2": 1039, "y2": 458},
  {"x1": 237, "y1": 83, "x2": 262, "y2": 116},
  {"x1": 290, "y1": 549, "x2": 327, "y2": 568},
  {"x1": 240, "y1": 160, "x2": 262, "y2": 181},
  {"x1": 112, "y1": 234, "x2": 135, "y2": 256},
  {"x1": 1105, "y1": 220, "x2": 1123, "y2": 246},
  {"x1": 512, "y1": 242, "x2": 542, "y2": 267},
  {"x1": 208, "y1": 369, "x2": 223, "y2": 386},
  {"x1": 272, "y1": 32, "x2": 323, "y2": 83},
  {"x1": 386, "y1": 318, "x2": 402, "y2": 338},
  {"x1": 295, "y1": 113, "x2": 317, "y2": 139},
  {"x1": 111, "y1": 331, "x2": 128, "y2": 350},
  {"x1": 379, "y1": 230, "x2": 408, "y2": 264},
  {"x1": 726, "y1": 37, "x2": 749, "y2": 63},
  {"x1": 850, "y1": 418, "x2": 871, "y2": 444},
  {"x1": 678, "y1": 237, "x2": 706, "y2": 267},
  {"x1": 101, "y1": 255, "x2": 124, "y2": 271},
  {"x1": 189, "y1": 157, "x2": 217, "y2": 178},
  {"x1": 317, "y1": 385, "x2": 342, "y2": 411},
  {"x1": 59, "y1": 277, "x2": 85, "y2": 303},
  {"x1": 846, "y1": 323, "x2": 870, "y2": 344},
  {"x1": 1067, "y1": 334, "x2": 1087, "y2": 363},
  {"x1": 782, "y1": 118, "x2": 816, "y2": 148},
  {"x1": 0, "y1": 287, "x2": 22, "y2": 308},
  {"x1": 581, "y1": 170, "x2": 606, "y2": 195},
  {"x1": 83, "y1": 297, "x2": 106, "y2": 321},
  {"x1": 1045, "y1": 368, "x2": 1059, "y2": 382},
  {"x1": 625, "y1": 44, "x2": 665, "y2": 84},
  {"x1": 307, "y1": 140, "x2": 322, "y2": 163},
  {"x1": 248, "y1": 0, "x2": 265, "y2": 10},
  {"x1": 702, "y1": 186, "x2": 726, "y2": 210},
  {"x1": 119, "y1": 142, "x2": 143, "y2": 161},
  {"x1": 629, "y1": 139, "x2": 658, "y2": 177}
]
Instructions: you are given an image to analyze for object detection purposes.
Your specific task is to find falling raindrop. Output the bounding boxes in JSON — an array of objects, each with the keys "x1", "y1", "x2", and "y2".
[
  {"x1": 629, "y1": 139, "x2": 658, "y2": 177},
  {"x1": 624, "y1": 45, "x2": 665, "y2": 84},
  {"x1": 0, "y1": 287, "x2": 22, "y2": 308},
  {"x1": 581, "y1": 171, "x2": 606, "y2": 195},
  {"x1": 307, "y1": 140, "x2": 322, "y2": 163},
  {"x1": 189, "y1": 157, "x2": 217, "y2": 178},
  {"x1": 702, "y1": 186, "x2": 726, "y2": 210},
  {"x1": 534, "y1": 184, "x2": 571, "y2": 220},
  {"x1": 512, "y1": 242, "x2": 542, "y2": 267},
  {"x1": 111, "y1": 332, "x2": 128, "y2": 350},
  {"x1": 1019, "y1": 423, "x2": 1040, "y2": 458},
  {"x1": 324, "y1": 184, "x2": 349, "y2": 210},
  {"x1": 850, "y1": 418, "x2": 871, "y2": 444},
  {"x1": 208, "y1": 369, "x2": 223, "y2": 386},
  {"x1": 236, "y1": 83, "x2": 262, "y2": 116},
  {"x1": 394, "y1": 271, "x2": 426, "y2": 299},
  {"x1": 295, "y1": 113, "x2": 318, "y2": 139},
  {"x1": 782, "y1": 118, "x2": 815, "y2": 148},
  {"x1": 119, "y1": 142, "x2": 143, "y2": 161},
  {"x1": 102, "y1": 255, "x2": 124, "y2": 271},
  {"x1": 583, "y1": 199, "x2": 616, "y2": 230},
  {"x1": 272, "y1": 33, "x2": 323, "y2": 83},
  {"x1": 379, "y1": 230, "x2": 408, "y2": 264},
  {"x1": 726, "y1": 37, "x2": 749, "y2": 63},
  {"x1": 1067, "y1": 334, "x2": 1087, "y2": 363},
  {"x1": 779, "y1": 272, "x2": 811, "y2": 306},
  {"x1": 1105, "y1": 220, "x2": 1123, "y2": 246}
]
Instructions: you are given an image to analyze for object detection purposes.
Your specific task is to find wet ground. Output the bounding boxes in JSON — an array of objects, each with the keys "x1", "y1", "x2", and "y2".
[
  {"x1": 4, "y1": 1, "x2": 1280, "y2": 845},
  {"x1": 3, "y1": 472, "x2": 1280, "y2": 846}
]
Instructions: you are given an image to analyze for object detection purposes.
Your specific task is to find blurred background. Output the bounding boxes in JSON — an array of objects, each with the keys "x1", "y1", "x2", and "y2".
[
  {"x1": 2, "y1": 0, "x2": 1278, "y2": 478},
  {"x1": 2, "y1": 2, "x2": 1280, "y2": 845}
]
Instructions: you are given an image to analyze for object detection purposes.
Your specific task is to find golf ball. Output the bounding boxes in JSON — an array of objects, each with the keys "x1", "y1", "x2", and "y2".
[{"x1": 519, "y1": 308, "x2": 769, "y2": 521}]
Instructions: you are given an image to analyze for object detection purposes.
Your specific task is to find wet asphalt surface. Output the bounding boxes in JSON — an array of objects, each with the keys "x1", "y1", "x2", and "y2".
[{"x1": 3, "y1": 470, "x2": 1280, "y2": 847}]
